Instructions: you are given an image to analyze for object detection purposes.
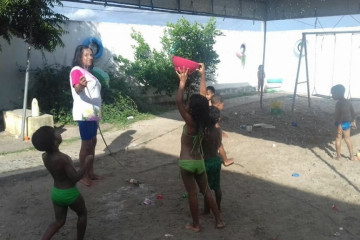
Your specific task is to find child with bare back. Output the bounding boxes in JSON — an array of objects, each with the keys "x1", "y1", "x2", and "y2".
[
  {"x1": 211, "y1": 95, "x2": 234, "y2": 166},
  {"x1": 32, "y1": 126, "x2": 92, "y2": 240},
  {"x1": 176, "y1": 63, "x2": 224, "y2": 232},
  {"x1": 331, "y1": 84, "x2": 357, "y2": 161},
  {"x1": 202, "y1": 106, "x2": 223, "y2": 213}
]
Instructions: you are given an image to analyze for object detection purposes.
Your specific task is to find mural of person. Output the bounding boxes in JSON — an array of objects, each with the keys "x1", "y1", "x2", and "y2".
[{"x1": 235, "y1": 43, "x2": 246, "y2": 68}]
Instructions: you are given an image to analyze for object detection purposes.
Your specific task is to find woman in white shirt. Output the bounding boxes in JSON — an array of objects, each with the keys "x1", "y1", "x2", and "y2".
[{"x1": 69, "y1": 45, "x2": 103, "y2": 186}]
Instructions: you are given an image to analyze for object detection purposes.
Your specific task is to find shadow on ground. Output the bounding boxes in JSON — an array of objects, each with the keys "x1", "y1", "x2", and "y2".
[{"x1": 0, "y1": 145, "x2": 360, "y2": 240}]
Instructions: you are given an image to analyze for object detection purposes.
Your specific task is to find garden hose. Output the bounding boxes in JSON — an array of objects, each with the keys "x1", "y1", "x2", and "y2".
[{"x1": 85, "y1": 86, "x2": 126, "y2": 168}]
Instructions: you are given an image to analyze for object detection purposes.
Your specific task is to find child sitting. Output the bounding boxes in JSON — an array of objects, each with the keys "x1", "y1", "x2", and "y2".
[
  {"x1": 331, "y1": 84, "x2": 357, "y2": 161},
  {"x1": 32, "y1": 126, "x2": 92, "y2": 240}
]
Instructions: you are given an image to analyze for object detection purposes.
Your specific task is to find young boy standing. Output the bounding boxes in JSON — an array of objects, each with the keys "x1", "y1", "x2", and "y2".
[
  {"x1": 211, "y1": 95, "x2": 234, "y2": 166},
  {"x1": 331, "y1": 84, "x2": 357, "y2": 161},
  {"x1": 203, "y1": 106, "x2": 223, "y2": 212},
  {"x1": 32, "y1": 126, "x2": 92, "y2": 240}
]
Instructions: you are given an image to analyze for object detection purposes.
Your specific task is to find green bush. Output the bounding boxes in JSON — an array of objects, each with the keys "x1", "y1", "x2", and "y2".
[
  {"x1": 101, "y1": 92, "x2": 139, "y2": 123},
  {"x1": 115, "y1": 17, "x2": 223, "y2": 97},
  {"x1": 29, "y1": 64, "x2": 73, "y2": 123},
  {"x1": 29, "y1": 64, "x2": 143, "y2": 125}
]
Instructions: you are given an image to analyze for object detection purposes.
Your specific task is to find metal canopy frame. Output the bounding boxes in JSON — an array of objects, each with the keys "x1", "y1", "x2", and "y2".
[
  {"x1": 63, "y1": 0, "x2": 360, "y2": 21},
  {"x1": 60, "y1": 0, "x2": 360, "y2": 111},
  {"x1": 18, "y1": 0, "x2": 360, "y2": 140},
  {"x1": 291, "y1": 30, "x2": 360, "y2": 113}
]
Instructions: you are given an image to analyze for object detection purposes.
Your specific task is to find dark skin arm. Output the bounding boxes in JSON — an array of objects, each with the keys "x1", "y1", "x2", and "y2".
[
  {"x1": 350, "y1": 102, "x2": 356, "y2": 121},
  {"x1": 198, "y1": 63, "x2": 206, "y2": 97},
  {"x1": 176, "y1": 67, "x2": 195, "y2": 129},
  {"x1": 350, "y1": 102, "x2": 357, "y2": 129},
  {"x1": 64, "y1": 154, "x2": 93, "y2": 183}
]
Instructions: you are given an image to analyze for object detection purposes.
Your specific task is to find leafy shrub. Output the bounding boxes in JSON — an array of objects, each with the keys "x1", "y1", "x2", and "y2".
[
  {"x1": 29, "y1": 64, "x2": 142, "y2": 125},
  {"x1": 29, "y1": 64, "x2": 73, "y2": 123},
  {"x1": 101, "y1": 92, "x2": 139, "y2": 123},
  {"x1": 115, "y1": 17, "x2": 223, "y2": 97}
]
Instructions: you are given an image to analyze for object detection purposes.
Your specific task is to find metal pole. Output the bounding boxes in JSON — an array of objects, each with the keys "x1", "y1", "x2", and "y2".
[
  {"x1": 21, "y1": 45, "x2": 31, "y2": 140},
  {"x1": 304, "y1": 34, "x2": 311, "y2": 108},
  {"x1": 291, "y1": 33, "x2": 304, "y2": 112},
  {"x1": 260, "y1": 20, "x2": 267, "y2": 109}
]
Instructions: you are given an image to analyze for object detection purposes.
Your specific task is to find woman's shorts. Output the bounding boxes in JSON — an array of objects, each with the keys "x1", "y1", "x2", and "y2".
[{"x1": 78, "y1": 121, "x2": 98, "y2": 140}]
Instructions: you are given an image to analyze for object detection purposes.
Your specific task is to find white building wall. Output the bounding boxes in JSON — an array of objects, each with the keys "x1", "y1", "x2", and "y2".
[{"x1": 0, "y1": 20, "x2": 359, "y2": 110}]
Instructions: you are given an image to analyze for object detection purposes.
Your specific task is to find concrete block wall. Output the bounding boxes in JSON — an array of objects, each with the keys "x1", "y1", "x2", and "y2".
[{"x1": 3, "y1": 109, "x2": 54, "y2": 138}]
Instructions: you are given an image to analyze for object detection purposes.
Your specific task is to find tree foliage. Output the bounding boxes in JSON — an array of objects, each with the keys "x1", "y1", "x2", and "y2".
[
  {"x1": 115, "y1": 31, "x2": 176, "y2": 95},
  {"x1": 162, "y1": 17, "x2": 222, "y2": 82},
  {"x1": 115, "y1": 17, "x2": 223, "y2": 96},
  {"x1": 0, "y1": 0, "x2": 68, "y2": 51}
]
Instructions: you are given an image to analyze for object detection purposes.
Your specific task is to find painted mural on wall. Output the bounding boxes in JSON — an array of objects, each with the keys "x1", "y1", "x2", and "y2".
[{"x1": 235, "y1": 43, "x2": 246, "y2": 68}]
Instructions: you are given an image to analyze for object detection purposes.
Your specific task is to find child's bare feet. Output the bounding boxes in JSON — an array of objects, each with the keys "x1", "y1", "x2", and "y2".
[
  {"x1": 89, "y1": 173, "x2": 104, "y2": 180},
  {"x1": 333, "y1": 156, "x2": 341, "y2": 161},
  {"x1": 223, "y1": 158, "x2": 234, "y2": 167},
  {"x1": 351, "y1": 156, "x2": 360, "y2": 161},
  {"x1": 185, "y1": 224, "x2": 200, "y2": 232},
  {"x1": 80, "y1": 178, "x2": 93, "y2": 187},
  {"x1": 216, "y1": 221, "x2": 225, "y2": 229}
]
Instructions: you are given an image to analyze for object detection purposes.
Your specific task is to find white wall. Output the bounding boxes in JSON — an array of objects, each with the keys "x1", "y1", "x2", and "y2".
[
  {"x1": 0, "y1": 21, "x2": 166, "y2": 110},
  {"x1": 1, "y1": 20, "x2": 359, "y2": 110}
]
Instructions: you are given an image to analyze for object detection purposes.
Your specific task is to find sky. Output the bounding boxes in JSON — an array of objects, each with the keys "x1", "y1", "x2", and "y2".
[{"x1": 53, "y1": 1, "x2": 360, "y2": 32}]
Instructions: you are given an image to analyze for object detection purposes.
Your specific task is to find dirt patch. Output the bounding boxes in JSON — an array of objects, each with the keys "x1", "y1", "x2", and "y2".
[{"x1": 1, "y1": 94, "x2": 360, "y2": 240}]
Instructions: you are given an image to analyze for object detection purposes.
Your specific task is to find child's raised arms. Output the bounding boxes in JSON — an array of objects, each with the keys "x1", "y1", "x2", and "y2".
[
  {"x1": 176, "y1": 67, "x2": 195, "y2": 128},
  {"x1": 197, "y1": 63, "x2": 206, "y2": 96}
]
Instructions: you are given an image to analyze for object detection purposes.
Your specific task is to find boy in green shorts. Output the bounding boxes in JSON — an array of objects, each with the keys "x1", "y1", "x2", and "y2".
[
  {"x1": 211, "y1": 95, "x2": 234, "y2": 166},
  {"x1": 203, "y1": 106, "x2": 223, "y2": 212},
  {"x1": 32, "y1": 126, "x2": 92, "y2": 240}
]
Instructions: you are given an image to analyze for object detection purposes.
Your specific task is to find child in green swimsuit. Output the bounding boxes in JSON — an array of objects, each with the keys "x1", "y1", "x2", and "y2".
[
  {"x1": 202, "y1": 106, "x2": 223, "y2": 213},
  {"x1": 176, "y1": 64, "x2": 224, "y2": 232},
  {"x1": 32, "y1": 126, "x2": 92, "y2": 240}
]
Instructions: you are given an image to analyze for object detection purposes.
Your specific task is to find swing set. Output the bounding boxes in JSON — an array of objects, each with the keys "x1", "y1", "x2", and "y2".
[{"x1": 291, "y1": 30, "x2": 360, "y2": 112}]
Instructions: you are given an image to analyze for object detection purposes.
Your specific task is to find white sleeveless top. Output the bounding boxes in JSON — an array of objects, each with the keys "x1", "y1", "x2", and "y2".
[{"x1": 69, "y1": 66, "x2": 102, "y2": 121}]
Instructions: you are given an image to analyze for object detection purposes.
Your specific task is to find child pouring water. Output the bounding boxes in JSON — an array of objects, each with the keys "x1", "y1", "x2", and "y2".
[{"x1": 176, "y1": 64, "x2": 224, "y2": 232}]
